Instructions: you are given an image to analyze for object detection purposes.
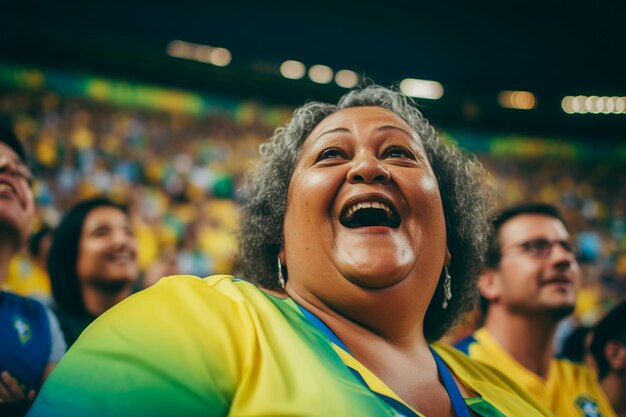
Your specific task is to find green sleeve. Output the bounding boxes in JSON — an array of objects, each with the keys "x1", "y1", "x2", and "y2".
[{"x1": 28, "y1": 277, "x2": 250, "y2": 417}]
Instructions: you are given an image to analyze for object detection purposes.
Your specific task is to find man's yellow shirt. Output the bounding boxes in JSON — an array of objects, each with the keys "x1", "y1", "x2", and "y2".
[{"x1": 457, "y1": 327, "x2": 616, "y2": 417}]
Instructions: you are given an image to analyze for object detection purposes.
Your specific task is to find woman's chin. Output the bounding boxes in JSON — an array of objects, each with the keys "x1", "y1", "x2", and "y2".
[
  {"x1": 109, "y1": 275, "x2": 136, "y2": 283},
  {"x1": 85, "y1": 276, "x2": 135, "y2": 294},
  {"x1": 340, "y1": 264, "x2": 410, "y2": 290},
  {"x1": 106, "y1": 266, "x2": 139, "y2": 281},
  {"x1": 332, "y1": 246, "x2": 416, "y2": 289}
]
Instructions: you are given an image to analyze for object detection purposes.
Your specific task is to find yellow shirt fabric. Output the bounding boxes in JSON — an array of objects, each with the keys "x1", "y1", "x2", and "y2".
[
  {"x1": 3, "y1": 254, "x2": 51, "y2": 302},
  {"x1": 32, "y1": 275, "x2": 552, "y2": 416},
  {"x1": 460, "y1": 327, "x2": 616, "y2": 417}
]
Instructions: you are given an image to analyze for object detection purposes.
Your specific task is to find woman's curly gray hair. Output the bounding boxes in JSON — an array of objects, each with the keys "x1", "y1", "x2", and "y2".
[{"x1": 239, "y1": 85, "x2": 492, "y2": 340}]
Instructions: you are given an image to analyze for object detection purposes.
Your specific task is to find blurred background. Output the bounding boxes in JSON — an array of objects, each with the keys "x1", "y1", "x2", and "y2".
[{"x1": 1, "y1": 0, "x2": 625, "y2": 330}]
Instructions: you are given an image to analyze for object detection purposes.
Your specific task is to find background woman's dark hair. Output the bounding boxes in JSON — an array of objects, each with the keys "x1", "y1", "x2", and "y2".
[
  {"x1": 590, "y1": 301, "x2": 626, "y2": 379},
  {"x1": 239, "y1": 85, "x2": 493, "y2": 341},
  {"x1": 48, "y1": 198, "x2": 128, "y2": 316},
  {"x1": 0, "y1": 122, "x2": 27, "y2": 163},
  {"x1": 559, "y1": 325, "x2": 592, "y2": 363},
  {"x1": 28, "y1": 224, "x2": 52, "y2": 260}
]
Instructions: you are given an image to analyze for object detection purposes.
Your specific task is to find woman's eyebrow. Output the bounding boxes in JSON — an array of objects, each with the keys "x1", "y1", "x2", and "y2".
[
  {"x1": 88, "y1": 222, "x2": 112, "y2": 230},
  {"x1": 377, "y1": 125, "x2": 412, "y2": 137},
  {"x1": 316, "y1": 125, "x2": 412, "y2": 140},
  {"x1": 316, "y1": 127, "x2": 350, "y2": 140}
]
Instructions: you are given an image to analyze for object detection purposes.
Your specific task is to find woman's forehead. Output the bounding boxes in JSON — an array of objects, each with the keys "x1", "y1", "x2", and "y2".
[
  {"x1": 301, "y1": 106, "x2": 422, "y2": 152},
  {"x1": 0, "y1": 142, "x2": 21, "y2": 161},
  {"x1": 311, "y1": 106, "x2": 414, "y2": 135},
  {"x1": 85, "y1": 206, "x2": 127, "y2": 223}
]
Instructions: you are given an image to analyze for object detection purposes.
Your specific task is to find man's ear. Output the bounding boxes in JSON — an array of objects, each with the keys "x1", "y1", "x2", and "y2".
[
  {"x1": 444, "y1": 248, "x2": 452, "y2": 266},
  {"x1": 478, "y1": 268, "x2": 501, "y2": 303},
  {"x1": 604, "y1": 341, "x2": 626, "y2": 372},
  {"x1": 278, "y1": 245, "x2": 286, "y2": 266}
]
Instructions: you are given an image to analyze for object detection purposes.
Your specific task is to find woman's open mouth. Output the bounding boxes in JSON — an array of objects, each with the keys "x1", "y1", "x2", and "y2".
[{"x1": 339, "y1": 200, "x2": 400, "y2": 229}]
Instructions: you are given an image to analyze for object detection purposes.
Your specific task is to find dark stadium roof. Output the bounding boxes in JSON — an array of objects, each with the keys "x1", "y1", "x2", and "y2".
[{"x1": 2, "y1": 0, "x2": 625, "y2": 140}]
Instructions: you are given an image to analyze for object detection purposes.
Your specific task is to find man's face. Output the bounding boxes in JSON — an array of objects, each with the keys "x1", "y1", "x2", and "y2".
[
  {"x1": 489, "y1": 213, "x2": 581, "y2": 318},
  {"x1": 0, "y1": 142, "x2": 35, "y2": 250}
]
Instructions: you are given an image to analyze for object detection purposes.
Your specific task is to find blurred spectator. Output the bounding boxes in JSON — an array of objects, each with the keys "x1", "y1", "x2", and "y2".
[
  {"x1": 559, "y1": 325, "x2": 593, "y2": 364},
  {"x1": 141, "y1": 246, "x2": 177, "y2": 289},
  {"x1": 2, "y1": 89, "x2": 251, "y2": 286},
  {"x1": 456, "y1": 203, "x2": 616, "y2": 417},
  {"x1": 5, "y1": 225, "x2": 55, "y2": 304},
  {"x1": 47, "y1": 198, "x2": 139, "y2": 347},
  {"x1": 176, "y1": 223, "x2": 213, "y2": 277},
  {"x1": 28, "y1": 225, "x2": 53, "y2": 272},
  {"x1": 590, "y1": 301, "x2": 626, "y2": 417},
  {"x1": 0, "y1": 124, "x2": 65, "y2": 416}
]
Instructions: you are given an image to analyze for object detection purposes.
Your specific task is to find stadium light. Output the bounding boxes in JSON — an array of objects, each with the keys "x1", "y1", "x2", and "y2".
[
  {"x1": 166, "y1": 40, "x2": 231, "y2": 67},
  {"x1": 335, "y1": 69, "x2": 359, "y2": 88},
  {"x1": 211, "y1": 48, "x2": 232, "y2": 67},
  {"x1": 498, "y1": 90, "x2": 536, "y2": 110},
  {"x1": 561, "y1": 95, "x2": 626, "y2": 114},
  {"x1": 399, "y1": 78, "x2": 444, "y2": 100},
  {"x1": 308, "y1": 65, "x2": 333, "y2": 84},
  {"x1": 280, "y1": 60, "x2": 306, "y2": 80}
]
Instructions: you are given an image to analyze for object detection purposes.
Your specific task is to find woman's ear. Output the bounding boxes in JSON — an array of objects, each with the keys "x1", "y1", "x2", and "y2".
[
  {"x1": 444, "y1": 248, "x2": 452, "y2": 266},
  {"x1": 604, "y1": 341, "x2": 626, "y2": 372},
  {"x1": 278, "y1": 245, "x2": 286, "y2": 266}
]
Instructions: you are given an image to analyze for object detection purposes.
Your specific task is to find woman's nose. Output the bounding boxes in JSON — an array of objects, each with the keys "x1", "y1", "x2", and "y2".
[
  {"x1": 112, "y1": 229, "x2": 134, "y2": 247},
  {"x1": 347, "y1": 155, "x2": 391, "y2": 184}
]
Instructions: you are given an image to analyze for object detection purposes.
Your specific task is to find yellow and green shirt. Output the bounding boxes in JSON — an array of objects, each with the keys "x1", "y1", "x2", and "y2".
[
  {"x1": 457, "y1": 327, "x2": 616, "y2": 417},
  {"x1": 30, "y1": 275, "x2": 551, "y2": 416}
]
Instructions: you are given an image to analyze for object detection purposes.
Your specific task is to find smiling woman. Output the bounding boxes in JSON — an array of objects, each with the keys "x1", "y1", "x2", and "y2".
[
  {"x1": 30, "y1": 86, "x2": 551, "y2": 417},
  {"x1": 46, "y1": 198, "x2": 139, "y2": 347},
  {"x1": 241, "y1": 87, "x2": 487, "y2": 341}
]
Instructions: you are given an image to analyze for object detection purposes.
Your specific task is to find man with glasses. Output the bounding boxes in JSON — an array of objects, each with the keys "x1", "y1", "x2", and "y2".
[
  {"x1": 456, "y1": 202, "x2": 616, "y2": 417},
  {"x1": 0, "y1": 124, "x2": 65, "y2": 416}
]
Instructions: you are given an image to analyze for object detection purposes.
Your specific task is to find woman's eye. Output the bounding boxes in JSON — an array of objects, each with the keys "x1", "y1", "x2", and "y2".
[
  {"x1": 384, "y1": 146, "x2": 415, "y2": 159},
  {"x1": 317, "y1": 148, "x2": 344, "y2": 161},
  {"x1": 92, "y1": 227, "x2": 111, "y2": 237}
]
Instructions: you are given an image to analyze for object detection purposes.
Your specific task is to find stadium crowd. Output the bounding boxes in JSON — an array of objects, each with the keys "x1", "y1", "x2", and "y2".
[
  {"x1": 1, "y1": 83, "x2": 625, "y2": 416},
  {"x1": 3, "y1": 88, "x2": 623, "y2": 314}
]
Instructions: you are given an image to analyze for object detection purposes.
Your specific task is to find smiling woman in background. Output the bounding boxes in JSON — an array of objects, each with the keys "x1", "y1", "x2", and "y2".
[
  {"x1": 29, "y1": 86, "x2": 550, "y2": 416},
  {"x1": 46, "y1": 198, "x2": 139, "y2": 347}
]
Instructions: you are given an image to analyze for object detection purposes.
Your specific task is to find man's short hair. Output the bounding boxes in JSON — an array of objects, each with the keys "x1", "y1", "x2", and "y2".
[
  {"x1": 0, "y1": 123, "x2": 27, "y2": 163},
  {"x1": 484, "y1": 202, "x2": 565, "y2": 268},
  {"x1": 590, "y1": 301, "x2": 626, "y2": 379}
]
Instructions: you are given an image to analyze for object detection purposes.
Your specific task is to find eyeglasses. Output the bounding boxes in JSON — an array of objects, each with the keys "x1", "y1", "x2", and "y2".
[
  {"x1": 0, "y1": 154, "x2": 34, "y2": 186},
  {"x1": 503, "y1": 238, "x2": 579, "y2": 259}
]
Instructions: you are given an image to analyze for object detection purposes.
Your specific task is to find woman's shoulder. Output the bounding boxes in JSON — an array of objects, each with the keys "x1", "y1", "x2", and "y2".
[
  {"x1": 432, "y1": 342, "x2": 507, "y2": 381},
  {"x1": 69, "y1": 275, "x2": 276, "y2": 373},
  {"x1": 84, "y1": 274, "x2": 279, "y2": 341},
  {"x1": 432, "y1": 342, "x2": 553, "y2": 417},
  {"x1": 126, "y1": 274, "x2": 265, "y2": 309},
  {"x1": 30, "y1": 275, "x2": 264, "y2": 417},
  {"x1": 432, "y1": 342, "x2": 509, "y2": 387},
  {"x1": 149, "y1": 273, "x2": 246, "y2": 292}
]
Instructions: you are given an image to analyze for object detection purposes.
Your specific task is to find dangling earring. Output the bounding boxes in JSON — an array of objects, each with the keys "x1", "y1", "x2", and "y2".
[
  {"x1": 442, "y1": 266, "x2": 452, "y2": 309},
  {"x1": 277, "y1": 257, "x2": 286, "y2": 289}
]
